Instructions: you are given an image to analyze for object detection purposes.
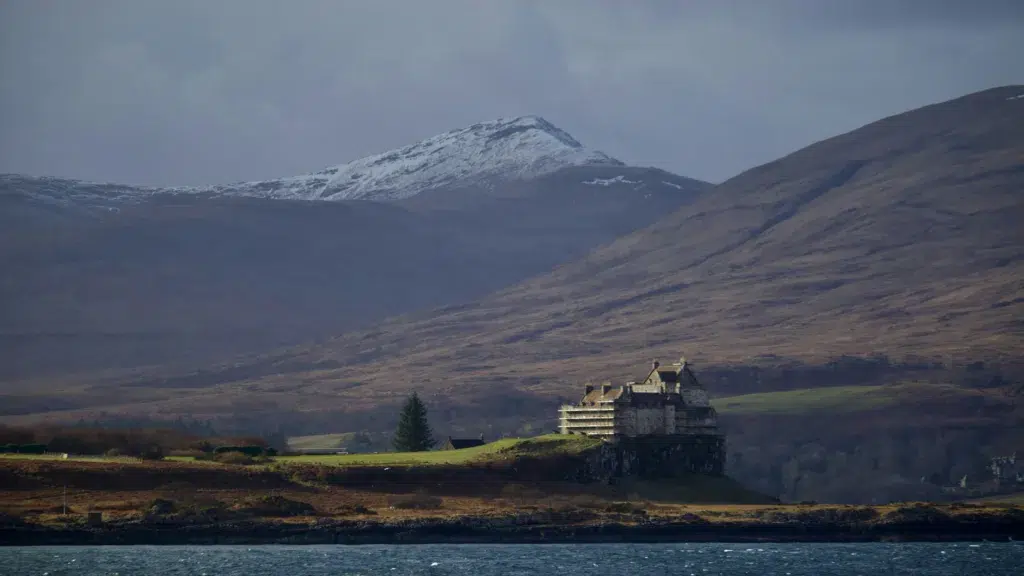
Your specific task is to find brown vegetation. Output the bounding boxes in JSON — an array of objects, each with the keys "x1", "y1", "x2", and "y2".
[
  {"x1": 1, "y1": 458, "x2": 1020, "y2": 544},
  {"x1": 4, "y1": 86, "x2": 1020, "y2": 431},
  {"x1": 0, "y1": 424, "x2": 268, "y2": 458}
]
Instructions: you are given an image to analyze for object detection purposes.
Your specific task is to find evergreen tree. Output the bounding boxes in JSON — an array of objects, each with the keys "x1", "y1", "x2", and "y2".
[{"x1": 392, "y1": 392, "x2": 435, "y2": 452}]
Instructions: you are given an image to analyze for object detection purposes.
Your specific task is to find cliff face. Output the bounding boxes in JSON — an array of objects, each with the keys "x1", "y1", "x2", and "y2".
[
  {"x1": 276, "y1": 436, "x2": 727, "y2": 490},
  {"x1": 579, "y1": 435, "x2": 726, "y2": 480}
]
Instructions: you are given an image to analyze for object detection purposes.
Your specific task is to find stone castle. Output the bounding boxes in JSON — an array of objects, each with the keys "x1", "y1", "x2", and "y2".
[
  {"x1": 558, "y1": 356, "x2": 726, "y2": 476},
  {"x1": 559, "y1": 357, "x2": 719, "y2": 437}
]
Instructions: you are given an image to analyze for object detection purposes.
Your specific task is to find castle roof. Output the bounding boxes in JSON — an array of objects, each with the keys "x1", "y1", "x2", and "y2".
[
  {"x1": 581, "y1": 386, "x2": 625, "y2": 404},
  {"x1": 576, "y1": 356, "x2": 709, "y2": 407},
  {"x1": 656, "y1": 370, "x2": 679, "y2": 383}
]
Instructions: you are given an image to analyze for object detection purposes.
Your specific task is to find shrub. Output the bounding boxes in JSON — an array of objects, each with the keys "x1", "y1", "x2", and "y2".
[
  {"x1": 387, "y1": 492, "x2": 443, "y2": 510},
  {"x1": 499, "y1": 483, "x2": 545, "y2": 503},
  {"x1": 17, "y1": 443, "x2": 47, "y2": 455},
  {"x1": 214, "y1": 452, "x2": 255, "y2": 465},
  {"x1": 883, "y1": 504, "x2": 950, "y2": 524},
  {"x1": 680, "y1": 513, "x2": 708, "y2": 524},
  {"x1": 105, "y1": 448, "x2": 121, "y2": 457},
  {"x1": 139, "y1": 445, "x2": 165, "y2": 460},
  {"x1": 190, "y1": 440, "x2": 214, "y2": 453},
  {"x1": 214, "y1": 445, "x2": 266, "y2": 457},
  {"x1": 148, "y1": 498, "x2": 177, "y2": 515},
  {"x1": 167, "y1": 449, "x2": 206, "y2": 458},
  {"x1": 604, "y1": 501, "x2": 647, "y2": 515},
  {"x1": 568, "y1": 494, "x2": 606, "y2": 510},
  {"x1": 335, "y1": 504, "x2": 376, "y2": 516},
  {"x1": 235, "y1": 495, "x2": 316, "y2": 517}
]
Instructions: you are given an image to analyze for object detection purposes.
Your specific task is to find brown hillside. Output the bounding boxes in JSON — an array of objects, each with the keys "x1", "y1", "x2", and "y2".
[
  {"x1": 236, "y1": 86, "x2": 1023, "y2": 395},
  {"x1": 0, "y1": 166, "x2": 706, "y2": 382},
  {"x1": 5, "y1": 86, "x2": 1024, "y2": 423}
]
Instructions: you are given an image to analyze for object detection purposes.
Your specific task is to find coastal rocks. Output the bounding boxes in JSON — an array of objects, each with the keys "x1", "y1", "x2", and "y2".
[
  {"x1": 148, "y1": 498, "x2": 176, "y2": 515},
  {"x1": 5, "y1": 509, "x2": 1024, "y2": 545},
  {"x1": 763, "y1": 507, "x2": 880, "y2": 525},
  {"x1": 880, "y1": 504, "x2": 950, "y2": 525}
]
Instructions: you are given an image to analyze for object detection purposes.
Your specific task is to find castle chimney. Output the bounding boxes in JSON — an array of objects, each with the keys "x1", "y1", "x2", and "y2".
[
  {"x1": 601, "y1": 383, "x2": 611, "y2": 395},
  {"x1": 653, "y1": 360, "x2": 660, "y2": 370}
]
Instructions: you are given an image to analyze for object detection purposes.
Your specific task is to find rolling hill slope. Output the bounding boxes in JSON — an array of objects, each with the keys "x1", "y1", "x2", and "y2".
[
  {"x1": 4, "y1": 86, "x2": 1023, "y2": 430},
  {"x1": 0, "y1": 119, "x2": 707, "y2": 382},
  {"x1": 164, "y1": 85, "x2": 1024, "y2": 410}
]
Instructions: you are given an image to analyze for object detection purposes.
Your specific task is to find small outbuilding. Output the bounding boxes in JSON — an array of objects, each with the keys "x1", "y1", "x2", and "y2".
[{"x1": 439, "y1": 436, "x2": 485, "y2": 451}]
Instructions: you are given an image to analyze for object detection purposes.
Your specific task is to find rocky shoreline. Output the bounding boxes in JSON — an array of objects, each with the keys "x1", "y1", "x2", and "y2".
[{"x1": 4, "y1": 514, "x2": 1023, "y2": 546}]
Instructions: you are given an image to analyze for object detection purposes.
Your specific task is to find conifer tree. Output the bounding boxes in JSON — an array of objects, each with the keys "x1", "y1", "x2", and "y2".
[{"x1": 392, "y1": 392, "x2": 435, "y2": 452}]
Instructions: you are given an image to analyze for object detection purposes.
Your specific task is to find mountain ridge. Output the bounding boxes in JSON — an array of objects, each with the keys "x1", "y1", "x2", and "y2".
[
  {"x1": 41, "y1": 85, "x2": 1021, "y2": 421},
  {"x1": 0, "y1": 163, "x2": 709, "y2": 383},
  {"x1": 1, "y1": 115, "x2": 622, "y2": 207}
]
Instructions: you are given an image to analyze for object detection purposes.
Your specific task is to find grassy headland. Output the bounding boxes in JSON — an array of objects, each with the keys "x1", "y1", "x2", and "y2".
[
  {"x1": 277, "y1": 434, "x2": 603, "y2": 466},
  {"x1": 2, "y1": 436, "x2": 1023, "y2": 544}
]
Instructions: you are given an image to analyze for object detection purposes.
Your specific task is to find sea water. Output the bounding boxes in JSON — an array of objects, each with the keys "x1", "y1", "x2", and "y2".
[{"x1": 1, "y1": 542, "x2": 1021, "y2": 575}]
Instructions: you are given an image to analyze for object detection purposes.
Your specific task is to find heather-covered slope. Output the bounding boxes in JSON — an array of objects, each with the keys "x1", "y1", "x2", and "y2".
[
  {"x1": 159, "y1": 85, "x2": 1023, "y2": 406},
  {"x1": 0, "y1": 165, "x2": 705, "y2": 382},
  {"x1": 8, "y1": 86, "x2": 1023, "y2": 427}
]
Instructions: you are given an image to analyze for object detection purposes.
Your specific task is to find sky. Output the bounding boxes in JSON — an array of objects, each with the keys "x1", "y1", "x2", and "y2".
[{"x1": 1, "y1": 0, "x2": 1022, "y2": 186}]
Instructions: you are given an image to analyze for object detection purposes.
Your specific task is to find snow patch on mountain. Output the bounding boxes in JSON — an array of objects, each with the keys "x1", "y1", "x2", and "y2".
[
  {"x1": 183, "y1": 115, "x2": 620, "y2": 202},
  {"x1": 582, "y1": 175, "x2": 641, "y2": 187}
]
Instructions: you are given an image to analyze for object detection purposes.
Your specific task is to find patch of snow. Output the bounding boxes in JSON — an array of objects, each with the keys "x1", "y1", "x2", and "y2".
[
  {"x1": 662, "y1": 180, "x2": 684, "y2": 190},
  {"x1": 1007, "y1": 93, "x2": 1024, "y2": 100},
  {"x1": 581, "y1": 175, "x2": 640, "y2": 187},
  {"x1": 310, "y1": 115, "x2": 621, "y2": 201}
]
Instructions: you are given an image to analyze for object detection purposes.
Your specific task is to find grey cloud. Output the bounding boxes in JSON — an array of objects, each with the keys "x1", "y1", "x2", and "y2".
[{"x1": 1, "y1": 0, "x2": 1022, "y2": 186}]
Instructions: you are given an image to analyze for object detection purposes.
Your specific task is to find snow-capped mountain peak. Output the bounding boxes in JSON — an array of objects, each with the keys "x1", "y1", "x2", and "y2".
[
  {"x1": 270, "y1": 115, "x2": 622, "y2": 201},
  {"x1": 3, "y1": 116, "x2": 624, "y2": 207}
]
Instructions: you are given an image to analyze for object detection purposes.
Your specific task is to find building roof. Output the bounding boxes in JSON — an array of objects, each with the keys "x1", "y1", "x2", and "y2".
[
  {"x1": 581, "y1": 386, "x2": 626, "y2": 404},
  {"x1": 444, "y1": 437, "x2": 485, "y2": 449},
  {"x1": 657, "y1": 370, "x2": 679, "y2": 383},
  {"x1": 572, "y1": 357, "x2": 713, "y2": 407}
]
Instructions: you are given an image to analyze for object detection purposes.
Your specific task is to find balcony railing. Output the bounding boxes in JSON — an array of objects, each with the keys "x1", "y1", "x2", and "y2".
[{"x1": 560, "y1": 414, "x2": 623, "y2": 420}]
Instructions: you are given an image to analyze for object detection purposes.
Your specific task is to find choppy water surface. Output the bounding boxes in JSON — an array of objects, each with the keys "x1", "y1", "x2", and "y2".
[{"x1": 1, "y1": 542, "x2": 1021, "y2": 575}]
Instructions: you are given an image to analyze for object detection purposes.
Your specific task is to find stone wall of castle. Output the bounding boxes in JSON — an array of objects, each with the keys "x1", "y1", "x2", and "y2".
[
  {"x1": 585, "y1": 434, "x2": 727, "y2": 478},
  {"x1": 632, "y1": 406, "x2": 674, "y2": 435}
]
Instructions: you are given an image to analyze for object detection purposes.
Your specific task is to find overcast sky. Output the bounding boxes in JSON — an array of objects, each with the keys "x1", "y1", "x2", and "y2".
[{"x1": 1, "y1": 1, "x2": 1022, "y2": 186}]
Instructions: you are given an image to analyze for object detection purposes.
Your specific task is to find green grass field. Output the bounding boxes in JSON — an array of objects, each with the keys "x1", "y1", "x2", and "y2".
[
  {"x1": 714, "y1": 382, "x2": 983, "y2": 415},
  {"x1": 275, "y1": 434, "x2": 602, "y2": 467},
  {"x1": 0, "y1": 453, "x2": 142, "y2": 463},
  {"x1": 286, "y1": 433, "x2": 357, "y2": 451},
  {"x1": 0, "y1": 436, "x2": 603, "y2": 469}
]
